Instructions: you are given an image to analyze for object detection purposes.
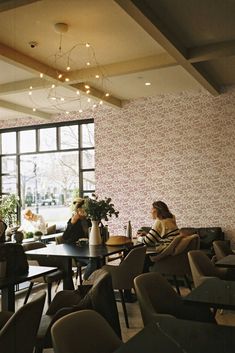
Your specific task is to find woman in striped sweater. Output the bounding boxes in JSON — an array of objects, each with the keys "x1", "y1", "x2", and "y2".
[{"x1": 139, "y1": 201, "x2": 179, "y2": 250}]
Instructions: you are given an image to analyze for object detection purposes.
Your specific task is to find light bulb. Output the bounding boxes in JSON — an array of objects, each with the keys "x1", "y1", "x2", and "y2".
[
  {"x1": 40, "y1": 73, "x2": 43, "y2": 78},
  {"x1": 86, "y1": 62, "x2": 90, "y2": 66},
  {"x1": 99, "y1": 100, "x2": 103, "y2": 105},
  {"x1": 29, "y1": 91, "x2": 32, "y2": 96},
  {"x1": 86, "y1": 43, "x2": 90, "y2": 47},
  {"x1": 58, "y1": 74, "x2": 63, "y2": 79},
  {"x1": 84, "y1": 84, "x2": 90, "y2": 89},
  {"x1": 105, "y1": 93, "x2": 110, "y2": 97},
  {"x1": 60, "y1": 97, "x2": 65, "y2": 101},
  {"x1": 145, "y1": 82, "x2": 151, "y2": 86},
  {"x1": 66, "y1": 66, "x2": 71, "y2": 71},
  {"x1": 51, "y1": 84, "x2": 55, "y2": 88},
  {"x1": 29, "y1": 86, "x2": 33, "y2": 90},
  {"x1": 66, "y1": 111, "x2": 69, "y2": 114},
  {"x1": 76, "y1": 90, "x2": 80, "y2": 95},
  {"x1": 65, "y1": 78, "x2": 70, "y2": 82},
  {"x1": 87, "y1": 98, "x2": 91, "y2": 102},
  {"x1": 79, "y1": 109, "x2": 83, "y2": 113},
  {"x1": 95, "y1": 75, "x2": 100, "y2": 79},
  {"x1": 86, "y1": 90, "x2": 90, "y2": 94},
  {"x1": 33, "y1": 108, "x2": 36, "y2": 112}
]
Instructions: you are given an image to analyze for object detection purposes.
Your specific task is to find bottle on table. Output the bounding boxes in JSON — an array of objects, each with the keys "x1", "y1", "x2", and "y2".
[{"x1": 127, "y1": 221, "x2": 132, "y2": 240}]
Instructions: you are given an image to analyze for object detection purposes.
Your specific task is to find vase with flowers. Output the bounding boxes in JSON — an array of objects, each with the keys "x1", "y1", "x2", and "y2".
[{"x1": 84, "y1": 194, "x2": 119, "y2": 245}]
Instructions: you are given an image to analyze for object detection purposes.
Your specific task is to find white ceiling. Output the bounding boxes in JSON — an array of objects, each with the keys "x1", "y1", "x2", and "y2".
[{"x1": 0, "y1": 0, "x2": 234, "y2": 122}]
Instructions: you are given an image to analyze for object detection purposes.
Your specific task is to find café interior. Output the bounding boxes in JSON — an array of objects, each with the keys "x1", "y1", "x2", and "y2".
[{"x1": 0, "y1": 1, "x2": 235, "y2": 353}]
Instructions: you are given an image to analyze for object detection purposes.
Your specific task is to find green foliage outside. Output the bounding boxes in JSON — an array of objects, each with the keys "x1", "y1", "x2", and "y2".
[{"x1": 0, "y1": 194, "x2": 20, "y2": 227}]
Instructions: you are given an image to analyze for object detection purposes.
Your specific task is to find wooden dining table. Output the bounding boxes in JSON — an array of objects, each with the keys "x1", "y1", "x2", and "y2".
[
  {"x1": 184, "y1": 277, "x2": 235, "y2": 310},
  {"x1": 0, "y1": 265, "x2": 57, "y2": 311},
  {"x1": 25, "y1": 242, "x2": 135, "y2": 290}
]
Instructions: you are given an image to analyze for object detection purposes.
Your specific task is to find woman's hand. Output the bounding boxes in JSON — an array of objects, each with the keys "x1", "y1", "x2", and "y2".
[{"x1": 71, "y1": 212, "x2": 82, "y2": 224}]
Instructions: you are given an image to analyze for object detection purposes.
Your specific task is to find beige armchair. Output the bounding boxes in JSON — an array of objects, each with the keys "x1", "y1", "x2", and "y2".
[
  {"x1": 0, "y1": 291, "x2": 46, "y2": 353},
  {"x1": 188, "y1": 250, "x2": 235, "y2": 288},
  {"x1": 150, "y1": 234, "x2": 200, "y2": 295},
  {"x1": 134, "y1": 272, "x2": 216, "y2": 326},
  {"x1": 102, "y1": 245, "x2": 146, "y2": 328},
  {"x1": 213, "y1": 240, "x2": 233, "y2": 261},
  {"x1": 51, "y1": 310, "x2": 122, "y2": 353},
  {"x1": 35, "y1": 269, "x2": 121, "y2": 353}
]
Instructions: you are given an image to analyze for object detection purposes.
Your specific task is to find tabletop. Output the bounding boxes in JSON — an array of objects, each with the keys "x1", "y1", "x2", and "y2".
[
  {"x1": 114, "y1": 315, "x2": 235, "y2": 353},
  {"x1": 25, "y1": 242, "x2": 134, "y2": 259},
  {"x1": 184, "y1": 277, "x2": 235, "y2": 310},
  {"x1": 0, "y1": 265, "x2": 57, "y2": 289}
]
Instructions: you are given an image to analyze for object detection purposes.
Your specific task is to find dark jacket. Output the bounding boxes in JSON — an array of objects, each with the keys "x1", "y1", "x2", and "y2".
[{"x1": 62, "y1": 218, "x2": 91, "y2": 244}]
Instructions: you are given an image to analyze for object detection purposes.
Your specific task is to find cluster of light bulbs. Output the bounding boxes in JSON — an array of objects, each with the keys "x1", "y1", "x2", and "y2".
[{"x1": 28, "y1": 36, "x2": 110, "y2": 115}]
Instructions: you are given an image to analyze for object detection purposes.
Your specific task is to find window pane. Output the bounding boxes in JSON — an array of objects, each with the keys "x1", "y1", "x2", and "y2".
[
  {"x1": 81, "y1": 150, "x2": 94, "y2": 169},
  {"x1": 81, "y1": 123, "x2": 94, "y2": 147},
  {"x1": 20, "y1": 130, "x2": 36, "y2": 153},
  {"x1": 2, "y1": 175, "x2": 17, "y2": 193},
  {"x1": 39, "y1": 128, "x2": 56, "y2": 151},
  {"x1": 20, "y1": 152, "x2": 79, "y2": 223},
  {"x1": 1, "y1": 156, "x2": 16, "y2": 174},
  {"x1": 60, "y1": 125, "x2": 78, "y2": 150},
  {"x1": 83, "y1": 171, "x2": 95, "y2": 190},
  {"x1": 1, "y1": 132, "x2": 16, "y2": 154}
]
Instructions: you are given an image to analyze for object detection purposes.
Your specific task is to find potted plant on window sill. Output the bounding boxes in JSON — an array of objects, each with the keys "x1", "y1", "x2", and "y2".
[{"x1": 84, "y1": 194, "x2": 119, "y2": 245}]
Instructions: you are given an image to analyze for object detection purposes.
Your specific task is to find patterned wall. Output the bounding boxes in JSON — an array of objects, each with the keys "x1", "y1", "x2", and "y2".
[{"x1": 1, "y1": 86, "x2": 235, "y2": 242}]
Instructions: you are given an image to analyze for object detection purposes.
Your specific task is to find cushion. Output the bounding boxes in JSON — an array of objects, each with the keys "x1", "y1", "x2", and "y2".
[{"x1": 105, "y1": 236, "x2": 133, "y2": 246}]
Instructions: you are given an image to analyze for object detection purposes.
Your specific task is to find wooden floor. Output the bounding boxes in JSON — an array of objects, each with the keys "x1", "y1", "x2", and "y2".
[{"x1": 2, "y1": 280, "x2": 235, "y2": 352}]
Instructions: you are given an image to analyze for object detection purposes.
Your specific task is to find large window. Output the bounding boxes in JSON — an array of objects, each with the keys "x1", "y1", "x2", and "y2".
[{"x1": 0, "y1": 120, "x2": 95, "y2": 224}]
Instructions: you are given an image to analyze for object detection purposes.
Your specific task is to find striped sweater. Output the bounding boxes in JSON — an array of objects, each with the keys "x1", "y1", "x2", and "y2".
[{"x1": 142, "y1": 216, "x2": 179, "y2": 247}]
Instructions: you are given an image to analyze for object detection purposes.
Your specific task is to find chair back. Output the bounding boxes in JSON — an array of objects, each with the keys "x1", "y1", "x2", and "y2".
[
  {"x1": 134, "y1": 272, "x2": 215, "y2": 326},
  {"x1": 23, "y1": 241, "x2": 46, "y2": 252},
  {"x1": 109, "y1": 245, "x2": 146, "y2": 289},
  {"x1": 213, "y1": 240, "x2": 233, "y2": 261},
  {"x1": 39, "y1": 269, "x2": 122, "y2": 350},
  {"x1": 188, "y1": 250, "x2": 221, "y2": 287},
  {"x1": 134, "y1": 272, "x2": 182, "y2": 325},
  {"x1": 0, "y1": 291, "x2": 46, "y2": 353},
  {"x1": 51, "y1": 309, "x2": 122, "y2": 353}
]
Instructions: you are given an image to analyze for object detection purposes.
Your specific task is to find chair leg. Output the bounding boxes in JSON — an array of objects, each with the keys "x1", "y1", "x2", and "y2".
[
  {"x1": 184, "y1": 275, "x2": 192, "y2": 291},
  {"x1": 47, "y1": 282, "x2": 52, "y2": 305},
  {"x1": 24, "y1": 282, "x2": 34, "y2": 304},
  {"x1": 55, "y1": 280, "x2": 61, "y2": 293},
  {"x1": 78, "y1": 265, "x2": 83, "y2": 285},
  {"x1": 119, "y1": 289, "x2": 129, "y2": 328},
  {"x1": 172, "y1": 275, "x2": 181, "y2": 296}
]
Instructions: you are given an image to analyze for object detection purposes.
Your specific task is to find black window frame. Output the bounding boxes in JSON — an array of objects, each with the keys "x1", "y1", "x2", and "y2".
[{"x1": 0, "y1": 119, "x2": 95, "y2": 220}]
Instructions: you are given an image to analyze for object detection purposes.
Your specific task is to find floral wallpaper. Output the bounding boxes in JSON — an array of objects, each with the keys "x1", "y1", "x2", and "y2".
[{"x1": 1, "y1": 86, "x2": 235, "y2": 244}]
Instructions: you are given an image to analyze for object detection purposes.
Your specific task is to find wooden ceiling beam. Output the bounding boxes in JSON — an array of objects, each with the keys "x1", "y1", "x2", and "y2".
[
  {"x1": 71, "y1": 83, "x2": 122, "y2": 108},
  {"x1": 0, "y1": 0, "x2": 41, "y2": 12},
  {"x1": 115, "y1": 0, "x2": 220, "y2": 96},
  {"x1": 67, "y1": 53, "x2": 177, "y2": 83},
  {"x1": 0, "y1": 78, "x2": 51, "y2": 95},
  {"x1": 0, "y1": 99, "x2": 52, "y2": 120},
  {"x1": 0, "y1": 42, "x2": 122, "y2": 108},
  {"x1": 188, "y1": 40, "x2": 235, "y2": 63}
]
